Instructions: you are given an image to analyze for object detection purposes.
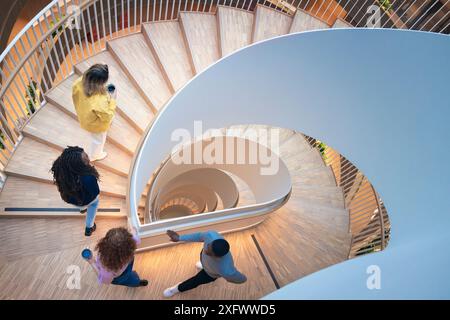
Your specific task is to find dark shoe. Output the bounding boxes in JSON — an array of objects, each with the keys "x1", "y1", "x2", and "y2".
[
  {"x1": 85, "y1": 223, "x2": 97, "y2": 236},
  {"x1": 139, "y1": 280, "x2": 149, "y2": 287},
  {"x1": 80, "y1": 208, "x2": 87, "y2": 214}
]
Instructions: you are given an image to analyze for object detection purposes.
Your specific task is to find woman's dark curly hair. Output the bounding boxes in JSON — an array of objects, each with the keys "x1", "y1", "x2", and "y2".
[
  {"x1": 96, "y1": 227, "x2": 137, "y2": 272},
  {"x1": 50, "y1": 146, "x2": 99, "y2": 205}
]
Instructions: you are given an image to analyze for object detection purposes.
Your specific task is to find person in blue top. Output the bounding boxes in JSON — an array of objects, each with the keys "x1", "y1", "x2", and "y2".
[
  {"x1": 163, "y1": 229, "x2": 247, "y2": 297},
  {"x1": 51, "y1": 146, "x2": 100, "y2": 236}
]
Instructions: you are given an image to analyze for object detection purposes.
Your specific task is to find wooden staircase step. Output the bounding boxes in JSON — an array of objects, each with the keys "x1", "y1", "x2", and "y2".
[
  {"x1": 45, "y1": 74, "x2": 140, "y2": 155},
  {"x1": 278, "y1": 133, "x2": 312, "y2": 158},
  {"x1": 107, "y1": 33, "x2": 173, "y2": 111},
  {"x1": 282, "y1": 148, "x2": 325, "y2": 172},
  {"x1": 289, "y1": 9, "x2": 330, "y2": 33},
  {"x1": 0, "y1": 176, "x2": 127, "y2": 217},
  {"x1": 290, "y1": 188, "x2": 345, "y2": 209},
  {"x1": 4, "y1": 138, "x2": 127, "y2": 198},
  {"x1": 74, "y1": 50, "x2": 154, "y2": 133},
  {"x1": 290, "y1": 166, "x2": 336, "y2": 187},
  {"x1": 179, "y1": 12, "x2": 220, "y2": 74},
  {"x1": 23, "y1": 103, "x2": 131, "y2": 177},
  {"x1": 142, "y1": 21, "x2": 194, "y2": 91},
  {"x1": 252, "y1": 5, "x2": 292, "y2": 43},
  {"x1": 286, "y1": 198, "x2": 349, "y2": 233},
  {"x1": 217, "y1": 6, "x2": 254, "y2": 57}
]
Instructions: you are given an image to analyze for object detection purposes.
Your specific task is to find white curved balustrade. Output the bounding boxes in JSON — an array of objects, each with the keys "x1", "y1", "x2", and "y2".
[
  {"x1": 129, "y1": 29, "x2": 450, "y2": 298},
  {"x1": 133, "y1": 136, "x2": 292, "y2": 250}
]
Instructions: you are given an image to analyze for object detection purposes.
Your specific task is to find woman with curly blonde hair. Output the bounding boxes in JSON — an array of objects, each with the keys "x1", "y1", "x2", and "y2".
[{"x1": 85, "y1": 227, "x2": 148, "y2": 287}]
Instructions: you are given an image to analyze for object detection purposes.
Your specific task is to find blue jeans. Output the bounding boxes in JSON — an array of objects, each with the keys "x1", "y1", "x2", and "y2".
[
  {"x1": 81, "y1": 197, "x2": 99, "y2": 228},
  {"x1": 111, "y1": 259, "x2": 141, "y2": 287}
]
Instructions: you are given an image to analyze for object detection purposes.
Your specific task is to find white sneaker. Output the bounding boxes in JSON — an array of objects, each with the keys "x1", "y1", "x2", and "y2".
[
  {"x1": 91, "y1": 152, "x2": 108, "y2": 162},
  {"x1": 195, "y1": 261, "x2": 203, "y2": 270},
  {"x1": 163, "y1": 284, "x2": 180, "y2": 298}
]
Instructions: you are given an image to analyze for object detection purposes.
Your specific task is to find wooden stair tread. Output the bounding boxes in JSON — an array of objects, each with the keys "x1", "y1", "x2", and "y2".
[
  {"x1": 179, "y1": 12, "x2": 220, "y2": 74},
  {"x1": 107, "y1": 33, "x2": 173, "y2": 111},
  {"x1": 278, "y1": 133, "x2": 312, "y2": 158},
  {"x1": 23, "y1": 103, "x2": 130, "y2": 176},
  {"x1": 4, "y1": 138, "x2": 127, "y2": 198},
  {"x1": 45, "y1": 74, "x2": 140, "y2": 154},
  {"x1": 217, "y1": 6, "x2": 254, "y2": 57},
  {"x1": 291, "y1": 184, "x2": 344, "y2": 201},
  {"x1": 285, "y1": 197, "x2": 349, "y2": 232},
  {"x1": 0, "y1": 177, "x2": 127, "y2": 217},
  {"x1": 290, "y1": 166, "x2": 336, "y2": 187},
  {"x1": 289, "y1": 9, "x2": 330, "y2": 33},
  {"x1": 74, "y1": 50, "x2": 154, "y2": 132},
  {"x1": 142, "y1": 21, "x2": 194, "y2": 91},
  {"x1": 252, "y1": 5, "x2": 292, "y2": 43}
]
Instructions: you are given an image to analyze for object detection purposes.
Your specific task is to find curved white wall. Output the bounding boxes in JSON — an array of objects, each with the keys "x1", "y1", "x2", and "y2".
[{"x1": 132, "y1": 29, "x2": 450, "y2": 298}]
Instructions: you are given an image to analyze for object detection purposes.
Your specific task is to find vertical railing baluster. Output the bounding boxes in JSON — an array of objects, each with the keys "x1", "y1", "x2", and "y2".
[
  {"x1": 164, "y1": 0, "x2": 169, "y2": 19},
  {"x1": 86, "y1": 5, "x2": 98, "y2": 53},
  {"x1": 107, "y1": 0, "x2": 113, "y2": 39},
  {"x1": 0, "y1": 99, "x2": 20, "y2": 141},
  {"x1": 50, "y1": 9, "x2": 70, "y2": 76},
  {"x1": 99, "y1": 0, "x2": 108, "y2": 44},
  {"x1": 57, "y1": 1, "x2": 75, "y2": 67},
  {"x1": 319, "y1": 0, "x2": 334, "y2": 20},
  {"x1": 1, "y1": 86, "x2": 22, "y2": 122},
  {"x1": 89, "y1": 0, "x2": 102, "y2": 51},
  {"x1": 121, "y1": 0, "x2": 125, "y2": 34},
  {"x1": 355, "y1": 0, "x2": 377, "y2": 27},
  {"x1": 79, "y1": 7, "x2": 93, "y2": 56},
  {"x1": 114, "y1": 0, "x2": 119, "y2": 35},
  {"x1": 349, "y1": 0, "x2": 370, "y2": 25},
  {"x1": 127, "y1": 0, "x2": 131, "y2": 30},
  {"x1": 30, "y1": 28, "x2": 53, "y2": 91},
  {"x1": 10, "y1": 45, "x2": 38, "y2": 114},
  {"x1": 437, "y1": 17, "x2": 450, "y2": 33},
  {"x1": 140, "y1": 0, "x2": 144, "y2": 26},
  {"x1": 386, "y1": 1, "x2": 415, "y2": 28},
  {"x1": 408, "y1": 0, "x2": 440, "y2": 30},
  {"x1": 419, "y1": 0, "x2": 448, "y2": 31}
]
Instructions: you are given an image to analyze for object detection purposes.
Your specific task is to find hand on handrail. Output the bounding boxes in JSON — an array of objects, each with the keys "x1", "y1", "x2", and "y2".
[{"x1": 167, "y1": 229, "x2": 180, "y2": 242}]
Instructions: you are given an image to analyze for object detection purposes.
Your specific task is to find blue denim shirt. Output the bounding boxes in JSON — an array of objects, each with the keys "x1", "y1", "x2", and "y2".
[{"x1": 179, "y1": 230, "x2": 247, "y2": 283}]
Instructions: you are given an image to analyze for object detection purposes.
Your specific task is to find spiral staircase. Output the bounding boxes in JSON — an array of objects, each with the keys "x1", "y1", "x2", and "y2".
[
  {"x1": 3, "y1": 0, "x2": 448, "y2": 299},
  {"x1": 0, "y1": 4, "x2": 363, "y2": 299}
]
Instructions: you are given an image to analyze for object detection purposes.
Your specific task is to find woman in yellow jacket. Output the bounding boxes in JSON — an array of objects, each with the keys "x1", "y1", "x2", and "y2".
[{"x1": 72, "y1": 64, "x2": 116, "y2": 161}]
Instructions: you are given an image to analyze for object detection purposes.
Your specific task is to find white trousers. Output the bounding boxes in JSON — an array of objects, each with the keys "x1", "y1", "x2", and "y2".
[{"x1": 87, "y1": 131, "x2": 107, "y2": 160}]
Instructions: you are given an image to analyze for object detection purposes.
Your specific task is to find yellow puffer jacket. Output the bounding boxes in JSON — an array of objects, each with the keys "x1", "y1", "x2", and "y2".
[{"x1": 72, "y1": 77, "x2": 117, "y2": 133}]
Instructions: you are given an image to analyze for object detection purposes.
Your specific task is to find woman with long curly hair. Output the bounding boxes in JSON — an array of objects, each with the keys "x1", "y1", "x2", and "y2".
[
  {"x1": 51, "y1": 146, "x2": 100, "y2": 236},
  {"x1": 85, "y1": 227, "x2": 148, "y2": 287}
]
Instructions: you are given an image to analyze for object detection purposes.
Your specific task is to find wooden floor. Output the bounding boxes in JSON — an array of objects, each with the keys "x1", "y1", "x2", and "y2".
[
  {"x1": 0, "y1": 218, "x2": 276, "y2": 299},
  {"x1": 0, "y1": 204, "x2": 348, "y2": 299}
]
